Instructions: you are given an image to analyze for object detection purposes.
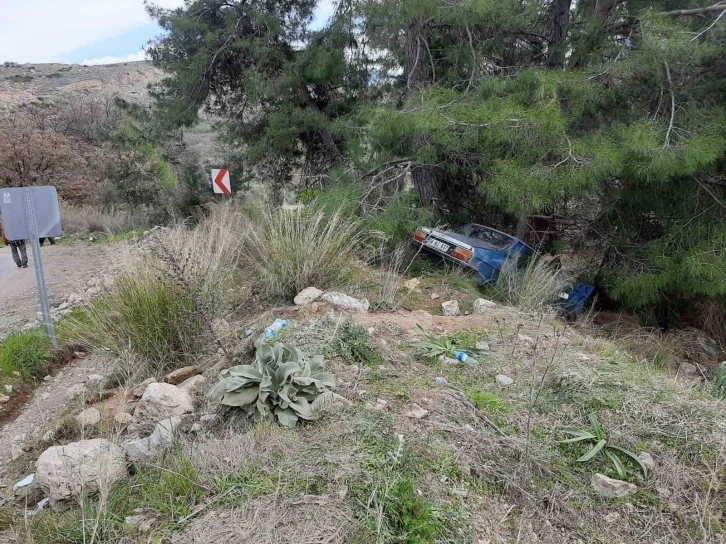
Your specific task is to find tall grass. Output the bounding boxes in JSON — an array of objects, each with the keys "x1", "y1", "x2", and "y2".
[
  {"x1": 66, "y1": 266, "x2": 205, "y2": 378},
  {"x1": 240, "y1": 205, "x2": 373, "y2": 300},
  {"x1": 493, "y1": 256, "x2": 569, "y2": 311}
]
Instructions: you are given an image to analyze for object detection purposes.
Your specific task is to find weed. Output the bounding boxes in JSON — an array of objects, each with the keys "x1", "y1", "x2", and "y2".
[
  {"x1": 710, "y1": 364, "x2": 726, "y2": 399},
  {"x1": 467, "y1": 388, "x2": 508, "y2": 414},
  {"x1": 411, "y1": 325, "x2": 483, "y2": 360},
  {"x1": 65, "y1": 265, "x2": 206, "y2": 379},
  {"x1": 561, "y1": 413, "x2": 647, "y2": 478},
  {"x1": 334, "y1": 318, "x2": 383, "y2": 366},
  {"x1": 491, "y1": 257, "x2": 569, "y2": 310},
  {"x1": 383, "y1": 479, "x2": 441, "y2": 543},
  {"x1": 0, "y1": 329, "x2": 51, "y2": 379},
  {"x1": 240, "y1": 204, "x2": 375, "y2": 300}
]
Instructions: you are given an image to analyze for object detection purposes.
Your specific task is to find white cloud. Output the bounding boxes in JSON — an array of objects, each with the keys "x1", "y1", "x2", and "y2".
[
  {"x1": 81, "y1": 50, "x2": 148, "y2": 66},
  {"x1": 0, "y1": 0, "x2": 184, "y2": 63}
]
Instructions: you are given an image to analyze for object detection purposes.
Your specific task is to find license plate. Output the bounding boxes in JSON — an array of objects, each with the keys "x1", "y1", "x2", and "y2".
[{"x1": 426, "y1": 238, "x2": 450, "y2": 253}]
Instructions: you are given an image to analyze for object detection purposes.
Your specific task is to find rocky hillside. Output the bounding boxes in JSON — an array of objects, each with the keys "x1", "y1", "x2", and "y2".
[{"x1": 0, "y1": 61, "x2": 162, "y2": 108}]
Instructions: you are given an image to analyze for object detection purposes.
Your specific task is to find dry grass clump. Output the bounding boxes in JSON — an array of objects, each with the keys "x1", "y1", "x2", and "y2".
[
  {"x1": 493, "y1": 256, "x2": 569, "y2": 311},
  {"x1": 239, "y1": 205, "x2": 374, "y2": 300},
  {"x1": 174, "y1": 495, "x2": 355, "y2": 544},
  {"x1": 60, "y1": 201, "x2": 141, "y2": 235}
]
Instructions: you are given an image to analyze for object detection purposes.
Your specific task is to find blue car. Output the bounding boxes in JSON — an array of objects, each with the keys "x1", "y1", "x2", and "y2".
[
  {"x1": 413, "y1": 224, "x2": 534, "y2": 283},
  {"x1": 412, "y1": 223, "x2": 595, "y2": 315}
]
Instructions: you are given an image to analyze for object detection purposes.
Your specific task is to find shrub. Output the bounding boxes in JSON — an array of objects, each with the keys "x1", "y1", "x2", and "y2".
[
  {"x1": 240, "y1": 204, "x2": 372, "y2": 300},
  {"x1": 492, "y1": 256, "x2": 569, "y2": 311},
  {"x1": 334, "y1": 318, "x2": 382, "y2": 366},
  {"x1": 711, "y1": 364, "x2": 726, "y2": 400},
  {"x1": 67, "y1": 265, "x2": 205, "y2": 378},
  {"x1": 383, "y1": 479, "x2": 441, "y2": 543},
  {"x1": 0, "y1": 330, "x2": 51, "y2": 379},
  {"x1": 210, "y1": 342, "x2": 336, "y2": 428}
]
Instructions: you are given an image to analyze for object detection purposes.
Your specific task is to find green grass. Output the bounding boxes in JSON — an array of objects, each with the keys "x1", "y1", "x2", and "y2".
[
  {"x1": 0, "y1": 329, "x2": 51, "y2": 380},
  {"x1": 467, "y1": 388, "x2": 508, "y2": 414}
]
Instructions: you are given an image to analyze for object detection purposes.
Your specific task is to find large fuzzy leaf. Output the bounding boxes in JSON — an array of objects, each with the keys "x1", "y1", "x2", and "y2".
[
  {"x1": 221, "y1": 386, "x2": 260, "y2": 407},
  {"x1": 275, "y1": 407, "x2": 299, "y2": 428},
  {"x1": 256, "y1": 342, "x2": 274, "y2": 365},
  {"x1": 229, "y1": 365, "x2": 263, "y2": 380},
  {"x1": 311, "y1": 371, "x2": 336, "y2": 389},
  {"x1": 310, "y1": 354, "x2": 325, "y2": 372},
  {"x1": 276, "y1": 361, "x2": 301, "y2": 384},
  {"x1": 208, "y1": 380, "x2": 227, "y2": 403},
  {"x1": 224, "y1": 376, "x2": 259, "y2": 392},
  {"x1": 289, "y1": 396, "x2": 315, "y2": 420}
]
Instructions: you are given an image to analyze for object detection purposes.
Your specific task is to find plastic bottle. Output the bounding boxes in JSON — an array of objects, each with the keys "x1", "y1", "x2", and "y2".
[
  {"x1": 264, "y1": 318, "x2": 289, "y2": 340},
  {"x1": 454, "y1": 351, "x2": 478, "y2": 365}
]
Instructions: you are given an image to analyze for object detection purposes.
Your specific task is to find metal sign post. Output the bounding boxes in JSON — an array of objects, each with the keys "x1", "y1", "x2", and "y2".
[
  {"x1": 1, "y1": 186, "x2": 62, "y2": 347},
  {"x1": 23, "y1": 189, "x2": 57, "y2": 346}
]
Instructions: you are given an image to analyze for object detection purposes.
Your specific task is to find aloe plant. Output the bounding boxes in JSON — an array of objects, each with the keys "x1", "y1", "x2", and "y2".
[
  {"x1": 562, "y1": 413, "x2": 648, "y2": 478},
  {"x1": 411, "y1": 325, "x2": 482, "y2": 360},
  {"x1": 209, "y1": 342, "x2": 336, "y2": 428}
]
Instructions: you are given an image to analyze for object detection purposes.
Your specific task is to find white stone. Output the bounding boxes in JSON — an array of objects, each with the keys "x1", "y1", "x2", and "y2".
[
  {"x1": 496, "y1": 374, "x2": 514, "y2": 388},
  {"x1": 11, "y1": 443, "x2": 24, "y2": 460},
  {"x1": 133, "y1": 383, "x2": 194, "y2": 422},
  {"x1": 294, "y1": 287, "x2": 324, "y2": 305},
  {"x1": 518, "y1": 334, "x2": 535, "y2": 344},
  {"x1": 124, "y1": 417, "x2": 182, "y2": 462},
  {"x1": 679, "y1": 362, "x2": 700, "y2": 377},
  {"x1": 430, "y1": 293, "x2": 440, "y2": 300},
  {"x1": 476, "y1": 342, "x2": 490, "y2": 352},
  {"x1": 75, "y1": 408, "x2": 101, "y2": 426},
  {"x1": 65, "y1": 383, "x2": 88, "y2": 400},
  {"x1": 36, "y1": 439, "x2": 127, "y2": 501},
  {"x1": 441, "y1": 300, "x2": 460, "y2": 316},
  {"x1": 403, "y1": 404, "x2": 429, "y2": 419},
  {"x1": 637, "y1": 452, "x2": 655, "y2": 472},
  {"x1": 473, "y1": 298, "x2": 497, "y2": 313},
  {"x1": 67, "y1": 293, "x2": 82, "y2": 305},
  {"x1": 321, "y1": 292, "x2": 370, "y2": 312},
  {"x1": 0, "y1": 395, "x2": 9, "y2": 404},
  {"x1": 402, "y1": 278, "x2": 421, "y2": 291},
  {"x1": 87, "y1": 374, "x2": 105, "y2": 386},
  {"x1": 178, "y1": 375, "x2": 207, "y2": 393},
  {"x1": 591, "y1": 473, "x2": 637, "y2": 499}
]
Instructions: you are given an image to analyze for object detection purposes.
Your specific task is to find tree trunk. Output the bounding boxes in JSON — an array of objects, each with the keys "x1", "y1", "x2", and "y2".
[
  {"x1": 404, "y1": 16, "x2": 440, "y2": 212},
  {"x1": 546, "y1": 0, "x2": 572, "y2": 68}
]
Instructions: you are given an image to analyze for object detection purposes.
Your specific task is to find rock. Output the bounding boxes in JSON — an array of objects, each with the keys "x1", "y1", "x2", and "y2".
[
  {"x1": 518, "y1": 334, "x2": 535, "y2": 345},
  {"x1": 124, "y1": 417, "x2": 182, "y2": 462},
  {"x1": 43, "y1": 375, "x2": 51, "y2": 382},
  {"x1": 163, "y1": 366, "x2": 202, "y2": 386},
  {"x1": 58, "y1": 302, "x2": 70, "y2": 311},
  {"x1": 434, "y1": 377, "x2": 448, "y2": 385},
  {"x1": 403, "y1": 404, "x2": 430, "y2": 419},
  {"x1": 402, "y1": 278, "x2": 421, "y2": 291},
  {"x1": 429, "y1": 293, "x2": 440, "y2": 300},
  {"x1": 604, "y1": 512, "x2": 620, "y2": 524},
  {"x1": 476, "y1": 341, "x2": 490, "y2": 352},
  {"x1": 679, "y1": 362, "x2": 700, "y2": 377},
  {"x1": 321, "y1": 292, "x2": 370, "y2": 312},
  {"x1": 42, "y1": 430, "x2": 55, "y2": 442},
  {"x1": 190, "y1": 423, "x2": 203, "y2": 433},
  {"x1": 11, "y1": 443, "x2": 23, "y2": 460},
  {"x1": 473, "y1": 298, "x2": 497, "y2": 313},
  {"x1": 65, "y1": 383, "x2": 87, "y2": 400},
  {"x1": 0, "y1": 395, "x2": 9, "y2": 404},
  {"x1": 114, "y1": 412, "x2": 134, "y2": 425},
  {"x1": 439, "y1": 355, "x2": 460, "y2": 366},
  {"x1": 637, "y1": 452, "x2": 655, "y2": 472},
  {"x1": 441, "y1": 300, "x2": 460, "y2": 316},
  {"x1": 294, "y1": 287, "x2": 324, "y2": 306},
  {"x1": 310, "y1": 301, "x2": 321, "y2": 313},
  {"x1": 199, "y1": 414, "x2": 218, "y2": 424},
  {"x1": 86, "y1": 286, "x2": 101, "y2": 297},
  {"x1": 36, "y1": 439, "x2": 127, "y2": 502},
  {"x1": 140, "y1": 523, "x2": 152, "y2": 535},
  {"x1": 133, "y1": 383, "x2": 194, "y2": 422},
  {"x1": 67, "y1": 293, "x2": 82, "y2": 305},
  {"x1": 5, "y1": 384, "x2": 14, "y2": 393},
  {"x1": 177, "y1": 374, "x2": 207, "y2": 393},
  {"x1": 87, "y1": 374, "x2": 105, "y2": 387},
  {"x1": 696, "y1": 335, "x2": 721, "y2": 360},
  {"x1": 371, "y1": 399, "x2": 388, "y2": 412},
  {"x1": 591, "y1": 473, "x2": 637, "y2": 499},
  {"x1": 496, "y1": 374, "x2": 514, "y2": 388},
  {"x1": 132, "y1": 378, "x2": 157, "y2": 398},
  {"x1": 75, "y1": 408, "x2": 101, "y2": 426}
]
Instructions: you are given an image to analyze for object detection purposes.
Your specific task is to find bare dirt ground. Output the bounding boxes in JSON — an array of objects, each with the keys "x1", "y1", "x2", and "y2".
[{"x1": 0, "y1": 243, "x2": 110, "y2": 338}]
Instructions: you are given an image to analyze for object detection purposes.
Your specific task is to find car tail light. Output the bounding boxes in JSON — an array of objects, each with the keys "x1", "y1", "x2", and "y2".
[
  {"x1": 413, "y1": 230, "x2": 427, "y2": 242},
  {"x1": 453, "y1": 247, "x2": 473, "y2": 262}
]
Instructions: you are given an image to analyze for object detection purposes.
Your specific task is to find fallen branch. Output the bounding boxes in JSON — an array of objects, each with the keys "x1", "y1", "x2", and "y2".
[{"x1": 658, "y1": 3, "x2": 726, "y2": 16}]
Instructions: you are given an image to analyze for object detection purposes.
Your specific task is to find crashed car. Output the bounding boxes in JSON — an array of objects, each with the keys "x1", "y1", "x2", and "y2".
[{"x1": 412, "y1": 223, "x2": 595, "y2": 315}]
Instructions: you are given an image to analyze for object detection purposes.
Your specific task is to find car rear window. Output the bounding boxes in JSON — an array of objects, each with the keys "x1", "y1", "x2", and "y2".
[{"x1": 455, "y1": 225, "x2": 514, "y2": 248}]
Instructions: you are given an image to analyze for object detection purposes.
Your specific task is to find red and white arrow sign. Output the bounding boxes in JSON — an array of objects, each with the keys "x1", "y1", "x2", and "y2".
[{"x1": 211, "y1": 169, "x2": 232, "y2": 195}]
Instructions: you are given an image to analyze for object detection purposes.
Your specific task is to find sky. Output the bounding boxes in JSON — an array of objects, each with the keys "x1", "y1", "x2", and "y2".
[{"x1": 0, "y1": 0, "x2": 336, "y2": 66}]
